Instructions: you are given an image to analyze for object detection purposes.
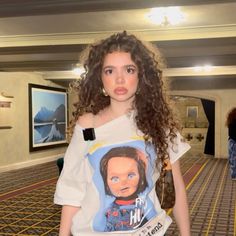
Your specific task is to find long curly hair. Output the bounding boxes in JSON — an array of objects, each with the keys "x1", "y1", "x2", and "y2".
[
  {"x1": 70, "y1": 31, "x2": 179, "y2": 170},
  {"x1": 226, "y1": 107, "x2": 236, "y2": 127}
]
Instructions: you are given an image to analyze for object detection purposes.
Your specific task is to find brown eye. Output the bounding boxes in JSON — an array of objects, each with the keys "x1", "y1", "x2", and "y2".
[
  {"x1": 126, "y1": 66, "x2": 136, "y2": 74},
  {"x1": 104, "y1": 68, "x2": 113, "y2": 75}
]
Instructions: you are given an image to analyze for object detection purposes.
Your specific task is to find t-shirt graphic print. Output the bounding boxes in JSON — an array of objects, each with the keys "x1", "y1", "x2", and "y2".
[{"x1": 86, "y1": 140, "x2": 158, "y2": 233}]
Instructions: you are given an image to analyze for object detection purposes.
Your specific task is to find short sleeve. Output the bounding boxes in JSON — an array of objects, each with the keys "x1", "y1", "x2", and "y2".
[
  {"x1": 54, "y1": 125, "x2": 89, "y2": 207},
  {"x1": 168, "y1": 132, "x2": 191, "y2": 164}
]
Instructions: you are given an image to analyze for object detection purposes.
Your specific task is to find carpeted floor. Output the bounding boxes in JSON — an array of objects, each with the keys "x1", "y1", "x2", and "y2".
[
  {"x1": 166, "y1": 157, "x2": 236, "y2": 236},
  {"x1": 0, "y1": 162, "x2": 60, "y2": 235},
  {"x1": 0, "y1": 155, "x2": 235, "y2": 235}
]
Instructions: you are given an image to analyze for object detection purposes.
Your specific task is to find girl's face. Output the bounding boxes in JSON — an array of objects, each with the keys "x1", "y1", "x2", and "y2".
[
  {"x1": 106, "y1": 157, "x2": 140, "y2": 198},
  {"x1": 101, "y1": 51, "x2": 139, "y2": 105}
]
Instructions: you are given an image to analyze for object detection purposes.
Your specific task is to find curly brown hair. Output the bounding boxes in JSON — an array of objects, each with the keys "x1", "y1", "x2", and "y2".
[
  {"x1": 70, "y1": 31, "x2": 179, "y2": 170},
  {"x1": 226, "y1": 107, "x2": 236, "y2": 127}
]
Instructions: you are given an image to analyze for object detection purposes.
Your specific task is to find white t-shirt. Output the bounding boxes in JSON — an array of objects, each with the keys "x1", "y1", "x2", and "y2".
[{"x1": 54, "y1": 112, "x2": 190, "y2": 236}]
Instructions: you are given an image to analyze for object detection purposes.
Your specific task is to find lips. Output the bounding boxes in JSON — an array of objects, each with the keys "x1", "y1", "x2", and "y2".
[
  {"x1": 120, "y1": 187, "x2": 129, "y2": 193},
  {"x1": 114, "y1": 87, "x2": 128, "y2": 95}
]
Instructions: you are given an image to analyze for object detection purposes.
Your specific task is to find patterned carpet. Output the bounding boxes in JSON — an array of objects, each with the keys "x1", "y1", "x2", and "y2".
[
  {"x1": 0, "y1": 155, "x2": 235, "y2": 235},
  {"x1": 166, "y1": 157, "x2": 236, "y2": 236},
  {"x1": 0, "y1": 162, "x2": 60, "y2": 235}
]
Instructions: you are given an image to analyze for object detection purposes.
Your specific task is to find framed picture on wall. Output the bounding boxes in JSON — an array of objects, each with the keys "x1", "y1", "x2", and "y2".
[
  {"x1": 187, "y1": 106, "x2": 198, "y2": 119},
  {"x1": 28, "y1": 84, "x2": 68, "y2": 152}
]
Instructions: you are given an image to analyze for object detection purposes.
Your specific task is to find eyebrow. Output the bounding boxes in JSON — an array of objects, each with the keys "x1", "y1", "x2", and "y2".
[{"x1": 103, "y1": 64, "x2": 137, "y2": 69}]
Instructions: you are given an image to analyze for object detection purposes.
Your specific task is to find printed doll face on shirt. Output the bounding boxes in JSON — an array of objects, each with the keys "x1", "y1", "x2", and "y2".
[
  {"x1": 100, "y1": 146, "x2": 148, "y2": 200},
  {"x1": 107, "y1": 157, "x2": 140, "y2": 198}
]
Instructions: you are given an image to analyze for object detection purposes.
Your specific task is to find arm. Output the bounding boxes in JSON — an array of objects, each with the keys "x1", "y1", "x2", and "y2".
[
  {"x1": 172, "y1": 160, "x2": 190, "y2": 236},
  {"x1": 59, "y1": 205, "x2": 80, "y2": 236},
  {"x1": 55, "y1": 114, "x2": 94, "y2": 235}
]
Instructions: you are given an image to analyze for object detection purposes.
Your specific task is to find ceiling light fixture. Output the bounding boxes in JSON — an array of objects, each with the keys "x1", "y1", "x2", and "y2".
[
  {"x1": 147, "y1": 6, "x2": 185, "y2": 26},
  {"x1": 194, "y1": 65, "x2": 213, "y2": 72},
  {"x1": 203, "y1": 64, "x2": 213, "y2": 72},
  {"x1": 193, "y1": 66, "x2": 202, "y2": 72}
]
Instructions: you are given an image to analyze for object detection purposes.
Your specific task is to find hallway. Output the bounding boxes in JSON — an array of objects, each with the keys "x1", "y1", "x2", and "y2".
[{"x1": 0, "y1": 155, "x2": 235, "y2": 235}]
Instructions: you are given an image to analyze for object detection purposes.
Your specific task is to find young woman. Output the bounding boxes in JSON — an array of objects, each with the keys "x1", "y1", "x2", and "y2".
[
  {"x1": 226, "y1": 107, "x2": 236, "y2": 180},
  {"x1": 54, "y1": 31, "x2": 191, "y2": 236}
]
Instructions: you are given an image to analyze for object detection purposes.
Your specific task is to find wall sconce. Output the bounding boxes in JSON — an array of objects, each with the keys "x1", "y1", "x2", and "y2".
[
  {"x1": 0, "y1": 92, "x2": 14, "y2": 108},
  {"x1": 0, "y1": 101, "x2": 11, "y2": 108},
  {"x1": 0, "y1": 92, "x2": 14, "y2": 129}
]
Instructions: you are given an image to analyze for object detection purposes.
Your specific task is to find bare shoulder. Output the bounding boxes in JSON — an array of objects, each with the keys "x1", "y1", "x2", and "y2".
[{"x1": 77, "y1": 113, "x2": 94, "y2": 128}]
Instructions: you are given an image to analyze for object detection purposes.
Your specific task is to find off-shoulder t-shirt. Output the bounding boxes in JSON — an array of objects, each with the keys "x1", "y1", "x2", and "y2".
[{"x1": 54, "y1": 112, "x2": 190, "y2": 236}]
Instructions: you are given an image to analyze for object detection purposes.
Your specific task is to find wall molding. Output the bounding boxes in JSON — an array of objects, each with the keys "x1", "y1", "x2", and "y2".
[
  {"x1": 0, "y1": 153, "x2": 64, "y2": 173},
  {"x1": 0, "y1": 24, "x2": 235, "y2": 47}
]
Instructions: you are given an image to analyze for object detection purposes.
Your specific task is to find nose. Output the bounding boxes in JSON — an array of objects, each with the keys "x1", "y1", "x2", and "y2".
[
  {"x1": 120, "y1": 176, "x2": 128, "y2": 185},
  {"x1": 115, "y1": 70, "x2": 125, "y2": 84}
]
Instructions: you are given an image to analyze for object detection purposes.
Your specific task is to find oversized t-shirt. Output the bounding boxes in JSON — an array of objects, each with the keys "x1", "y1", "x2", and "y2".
[{"x1": 54, "y1": 112, "x2": 190, "y2": 236}]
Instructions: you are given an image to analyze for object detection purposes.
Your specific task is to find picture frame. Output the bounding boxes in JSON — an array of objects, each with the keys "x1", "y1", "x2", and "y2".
[
  {"x1": 186, "y1": 106, "x2": 198, "y2": 119},
  {"x1": 28, "y1": 84, "x2": 68, "y2": 152}
]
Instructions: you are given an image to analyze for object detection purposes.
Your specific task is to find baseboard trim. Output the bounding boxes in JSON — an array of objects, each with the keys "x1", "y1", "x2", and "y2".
[{"x1": 0, "y1": 153, "x2": 64, "y2": 173}]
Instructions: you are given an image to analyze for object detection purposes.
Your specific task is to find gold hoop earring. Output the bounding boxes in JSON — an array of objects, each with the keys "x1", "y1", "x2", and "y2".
[{"x1": 102, "y1": 88, "x2": 108, "y2": 97}]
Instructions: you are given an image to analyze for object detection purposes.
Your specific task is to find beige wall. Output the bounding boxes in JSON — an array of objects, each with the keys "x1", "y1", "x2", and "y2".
[
  {"x1": 0, "y1": 72, "x2": 235, "y2": 170},
  {"x1": 173, "y1": 97, "x2": 208, "y2": 128},
  {"x1": 171, "y1": 89, "x2": 236, "y2": 158},
  {"x1": 172, "y1": 97, "x2": 208, "y2": 157},
  {"x1": 0, "y1": 72, "x2": 67, "y2": 170}
]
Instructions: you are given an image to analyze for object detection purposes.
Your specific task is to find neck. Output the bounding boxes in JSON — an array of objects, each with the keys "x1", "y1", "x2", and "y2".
[{"x1": 108, "y1": 100, "x2": 133, "y2": 117}]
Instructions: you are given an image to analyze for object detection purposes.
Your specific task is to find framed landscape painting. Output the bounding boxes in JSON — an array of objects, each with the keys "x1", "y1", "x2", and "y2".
[{"x1": 28, "y1": 84, "x2": 68, "y2": 152}]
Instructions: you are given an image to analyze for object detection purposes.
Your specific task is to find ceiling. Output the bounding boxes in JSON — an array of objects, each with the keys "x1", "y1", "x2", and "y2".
[{"x1": 0, "y1": 0, "x2": 236, "y2": 88}]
